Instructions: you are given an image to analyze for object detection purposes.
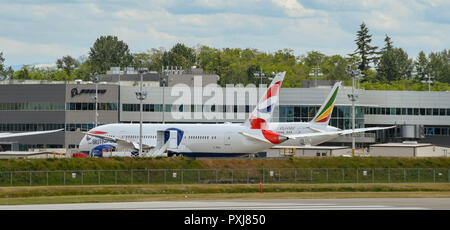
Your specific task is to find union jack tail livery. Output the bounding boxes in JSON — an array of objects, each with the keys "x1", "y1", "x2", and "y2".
[
  {"x1": 245, "y1": 72, "x2": 286, "y2": 129},
  {"x1": 310, "y1": 81, "x2": 341, "y2": 126}
]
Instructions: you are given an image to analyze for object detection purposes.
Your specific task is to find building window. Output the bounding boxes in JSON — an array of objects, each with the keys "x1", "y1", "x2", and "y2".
[
  {"x1": 67, "y1": 102, "x2": 118, "y2": 111},
  {"x1": 401, "y1": 108, "x2": 407, "y2": 115},
  {"x1": 433, "y1": 108, "x2": 439, "y2": 116},
  {"x1": 0, "y1": 102, "x2": 64, "y2": 111},
  {"x1": 420, "y1": 108, "x2": 425, "y2": 115}
]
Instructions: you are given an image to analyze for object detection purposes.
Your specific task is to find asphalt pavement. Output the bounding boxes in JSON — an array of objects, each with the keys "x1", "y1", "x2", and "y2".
[{"x1": 1, "y1": 198, "x2": 449, "y2": 210}]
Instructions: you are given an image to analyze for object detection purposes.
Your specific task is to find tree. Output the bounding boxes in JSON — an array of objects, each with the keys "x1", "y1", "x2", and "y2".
[
  {"x1": 380, "y1": 34, "x2": 393, "y2": 53},
  {"x1": 197, "y1": 45, "x2": 223, "y2": 76},
  {"x1": 321, "y1": 55, "x2": 351, "y2": 81},
  {"x1": 428, "y1": 49, "x2": 450, "y2": 83},
  {"x1": 377, "y1": 48, "x2": 413, "y2": 82},
  {"x1": 302, "y1": 51, "x2": 325, "y2": 68},
  {"x1": 56, "y1": 55, "x2": 79, "y2": 76},
  {"x1": 0, "y1": 52, "x2": 14, "y2": 80},
  {"x1": 73, "y1": 60, "x2": 94, "y2": 81},
  {"x1": 88, "y1": 35, "x2": 134, "y2": 74},
  {"x1": 12, "y1": 65, "x2": 31, "y2": 80},
  {"x1": 0, "y1": 52, "x2": 5, "y2": 76},
  {"x1": 351, "y1": 22, "x2": 379, "y2": 71},
  {"x1": 162, "y1": 43, "x2": 196, "y2": 69},
  {"x1": 414, "y1": 51, "x2": 430, "y2": 82}
]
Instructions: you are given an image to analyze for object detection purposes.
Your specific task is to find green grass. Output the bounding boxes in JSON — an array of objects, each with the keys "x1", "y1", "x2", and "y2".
[{"x1": 1, "y1": 156, "x2": 450, "y2": 171}]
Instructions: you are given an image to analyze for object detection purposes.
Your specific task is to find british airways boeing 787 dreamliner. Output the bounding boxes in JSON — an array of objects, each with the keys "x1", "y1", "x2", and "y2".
[{"x1": 79, "y1": 72, "x2": 289, "y2": 157}]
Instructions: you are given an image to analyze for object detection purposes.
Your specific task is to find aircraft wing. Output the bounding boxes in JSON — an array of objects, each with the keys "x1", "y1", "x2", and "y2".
[
  {"x1": 83, "y1": 132, "x2": 155, "y2": 150},
  {"x1": 286, "y1": 126, "x2": 396, "y2": 139},
  {"x1": 0, "y1": 129, "x2": 64, "y2": 139}
]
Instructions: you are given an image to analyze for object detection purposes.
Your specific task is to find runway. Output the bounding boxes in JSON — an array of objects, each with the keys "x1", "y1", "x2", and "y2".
[{"x1": 1, "y1": 198, "x2": 449, "y2": 210}]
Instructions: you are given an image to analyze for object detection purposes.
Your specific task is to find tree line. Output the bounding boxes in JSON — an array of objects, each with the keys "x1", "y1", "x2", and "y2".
[{"x1": 0, "y1": 22, "x2": 449, "y2": 90}]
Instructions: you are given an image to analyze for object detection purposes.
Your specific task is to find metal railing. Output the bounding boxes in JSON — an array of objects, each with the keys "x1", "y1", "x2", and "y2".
[{"x1": 0, "y1": 168, "x2": 449, "y2": 187}]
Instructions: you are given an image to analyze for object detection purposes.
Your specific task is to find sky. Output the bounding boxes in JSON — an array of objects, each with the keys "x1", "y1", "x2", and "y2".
[{"x1": 0, "y1": 0, "x2": 449, "y2": 68}]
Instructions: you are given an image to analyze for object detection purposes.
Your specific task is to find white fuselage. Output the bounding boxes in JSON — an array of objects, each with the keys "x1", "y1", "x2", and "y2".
[
  {"x1": 269, "y1": 122, "x2": 340, "y2": 146},
  {"x1": 79, "y1": 123, "x2": 280, "y2": 157}
]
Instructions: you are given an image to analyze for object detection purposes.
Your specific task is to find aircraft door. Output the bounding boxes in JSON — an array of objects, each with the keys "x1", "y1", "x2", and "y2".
[
  {"x1": 168, "y1": 130, "x2": 178, "y2": 149},
  {"x1": 156, "y1": 130, "x2": 165, "y2": 148}
]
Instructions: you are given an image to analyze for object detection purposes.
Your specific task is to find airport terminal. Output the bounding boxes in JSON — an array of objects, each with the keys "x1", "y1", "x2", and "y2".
[{"x1": 0, "y1": 67, "x2": 449, "y2": 157}]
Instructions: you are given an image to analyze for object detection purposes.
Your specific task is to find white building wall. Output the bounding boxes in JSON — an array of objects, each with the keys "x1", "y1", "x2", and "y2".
[{"x1": 370, "y1": 147, "x2": 415, "y2": 157}]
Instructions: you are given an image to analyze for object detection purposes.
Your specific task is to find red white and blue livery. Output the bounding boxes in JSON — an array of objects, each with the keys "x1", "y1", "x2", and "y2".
[{"x1": 79, "y1": 72, "x2": 289, "y2": 157}]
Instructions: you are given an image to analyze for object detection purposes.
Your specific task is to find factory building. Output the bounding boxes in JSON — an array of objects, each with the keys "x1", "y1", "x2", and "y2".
[
  {"x1": 0, "y1": 68, "x2": 449, "y2": 152},
  {"x1": 0, "y1": 81, "x2": 119, "y2": 151}
]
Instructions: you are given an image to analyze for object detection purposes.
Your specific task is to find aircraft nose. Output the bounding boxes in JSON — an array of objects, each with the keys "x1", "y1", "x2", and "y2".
[{"x1": 78, "y1": 135, "x2": 89, "y2": 151}]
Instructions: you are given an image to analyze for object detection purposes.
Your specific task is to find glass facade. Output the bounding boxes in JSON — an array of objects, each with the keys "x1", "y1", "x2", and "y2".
[
  {"x1": 0, "y1": 123, "x2": 108, "y2": 132},
  {"x1": 65, "y1": 123, "x2": 101, "y2": 132},
  {"x1": 0, "y1": 102, "x2": 119, "y2": 111},
  {"x1": 365, "y1": 107, "x2": 450, "y2": 116},
  {"x1": 0, "y1": 102, "x2": 64, "y2": 111},
  {"x1": 66, "y1": 102, "x2": 118, "y2": 111},
  {"x1": 122, "y1": 104, "x2": 253, "y2": 113},
  {"x1": 425, "y1": 127, "x2": 450, "y2": 136},
  {"x1": 19, "y1": 144, "x2": 63, "y2": 151},
  {"x1": 279, "y1": 105, "x2": 365, "y2": 130}
]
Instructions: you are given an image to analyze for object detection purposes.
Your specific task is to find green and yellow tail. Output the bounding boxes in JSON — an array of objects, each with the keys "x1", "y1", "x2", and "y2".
[{"x1": 311, "y1": 82, "x2": 341, "y2": 126}]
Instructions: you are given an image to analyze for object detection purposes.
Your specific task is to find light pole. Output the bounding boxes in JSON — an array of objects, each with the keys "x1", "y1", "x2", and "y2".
[
  {"x1": 135, "y1": 60, "x2": 150, "y2": 157},
  {"x1": 162, "y1": 66, "x2": 172, "y2": 124},
  {"x1": 421, "y1": 74, "x2": 434, "y2": 92},
  {"x1": 253, "y1": 70, "x2": 267, "y2": 87},
  {"x1": 309, "y1": 66, "x2": 323, "y2": 87},
  {"x1": 346, "y1": 65, "x2": 361, "y2": 157},
  {"x1": 91, "y1": 72, "x2": 99, "y2": 127},
  {"x1": 162, "y1": 77, "x2": 166, "y2": 124}
]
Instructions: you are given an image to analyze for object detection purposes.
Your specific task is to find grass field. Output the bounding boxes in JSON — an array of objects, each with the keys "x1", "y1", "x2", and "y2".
[
  {"x1": 1, "y1": 157, "x2": 449, "y2": 205},
  {"x1": 1, "y1": 183, "x2": 450, "y2": 205},
  {"x1": 1, "y1": 156, "x2": 450, "y2": 171}
]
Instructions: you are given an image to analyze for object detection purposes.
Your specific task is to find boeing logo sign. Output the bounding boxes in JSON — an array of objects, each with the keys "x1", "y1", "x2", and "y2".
[{"x1": 71, "y1": 88, "x2": 107, "y2": 97}]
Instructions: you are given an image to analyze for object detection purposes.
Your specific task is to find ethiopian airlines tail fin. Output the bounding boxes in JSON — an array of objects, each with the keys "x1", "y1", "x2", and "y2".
[
  {"x1": 310, "y1": 81, "x2": 341, "y2": 126},
  {"x1": 244, "y1": 71, "x2": 286, "y2": 129}
]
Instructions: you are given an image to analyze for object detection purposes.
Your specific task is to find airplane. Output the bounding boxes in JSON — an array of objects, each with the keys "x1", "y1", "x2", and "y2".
[
  {"x1": 268, "y1": 81, "x2": 394, "y2": 146},
  {"x1": 79, "y1": 72, "x2": 290, "y2": 157},
  {"x1": 0, "y1": 129, "x2": 64, "y2": 139},
  {"x1": 79, "y1": 74, "x2": 394, "y2": 158}
]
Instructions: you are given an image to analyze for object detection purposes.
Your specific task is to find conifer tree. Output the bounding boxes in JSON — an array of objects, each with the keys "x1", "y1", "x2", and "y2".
[
  {"x1": 381, "y1": 34, "x2": 393, "y2": 53},
  {"x1": 351, "y1": 22, "x2": 379, "y2": 71}
]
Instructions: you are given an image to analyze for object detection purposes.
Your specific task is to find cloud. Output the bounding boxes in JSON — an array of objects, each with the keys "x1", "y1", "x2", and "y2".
[
  {"x1": 271, "y1": 0, "x2": 318, "y2": 17},
  {"x1": 0, "y1": 0, "x2": 449, "y2": 66},
  {"x1": 0, "y1": 36, "x2": 87, "y2": 66}
]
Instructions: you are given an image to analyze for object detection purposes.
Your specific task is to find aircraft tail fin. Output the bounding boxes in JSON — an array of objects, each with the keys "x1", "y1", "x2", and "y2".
[
  {"x1": 310, "y1": 81, "x2": 341, "y2": 126},
  {"x1": 244, "y1": 71, "x2": 286, "y2": 129}
]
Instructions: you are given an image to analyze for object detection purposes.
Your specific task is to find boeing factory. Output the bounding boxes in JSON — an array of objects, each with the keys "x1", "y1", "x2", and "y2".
[{"x1": 0, "y1": 67, "x2": 449, "y2": 155}]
